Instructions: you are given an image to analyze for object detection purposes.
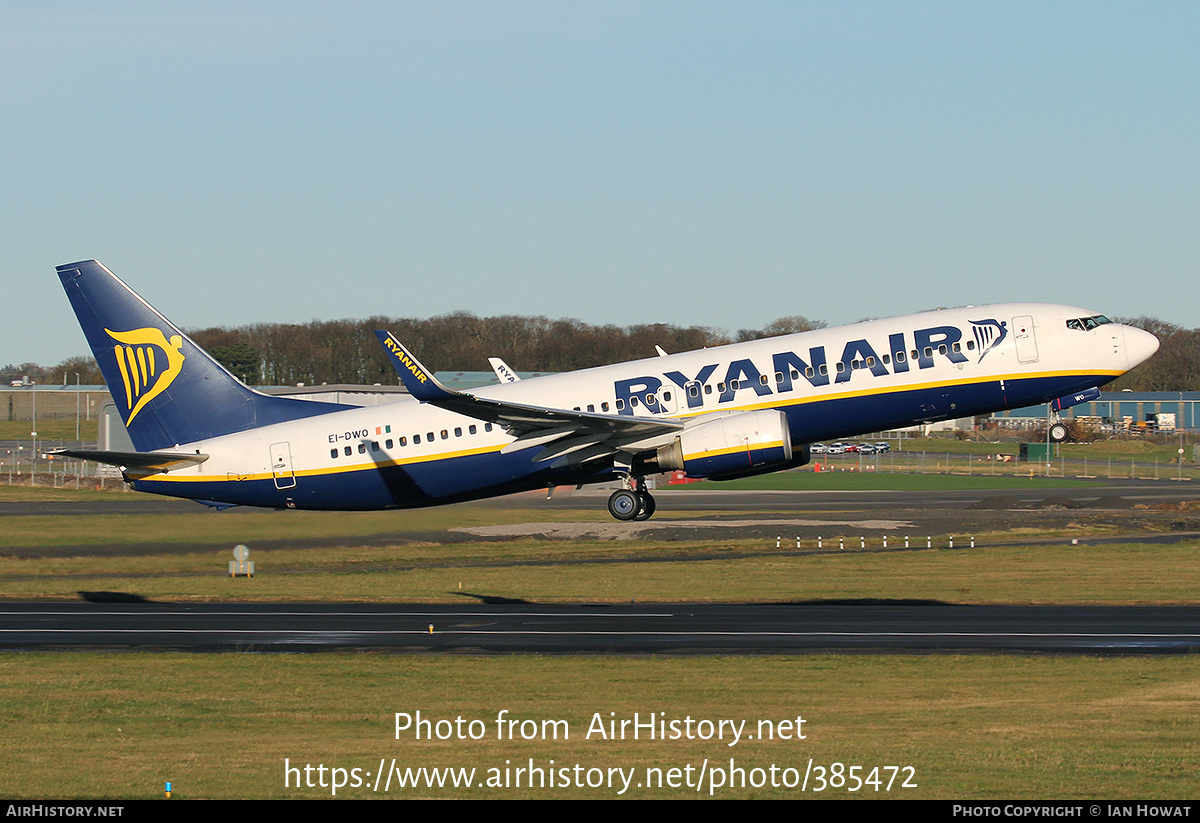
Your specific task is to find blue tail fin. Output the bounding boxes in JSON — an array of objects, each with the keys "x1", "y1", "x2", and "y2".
[{"x1": 58, "y1": 260, "x2": 352, "y2": 451}]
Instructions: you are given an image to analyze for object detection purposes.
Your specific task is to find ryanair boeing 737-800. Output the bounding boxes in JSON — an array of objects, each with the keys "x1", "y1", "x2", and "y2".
[{"x1": 53, "y1": 260, "x2": 1158, "y2": 521}]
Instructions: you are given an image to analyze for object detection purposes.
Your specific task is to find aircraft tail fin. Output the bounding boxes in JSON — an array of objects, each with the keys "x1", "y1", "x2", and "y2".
[{"x1": 57, "y1": 260, "x2": 353, "y2": 451}]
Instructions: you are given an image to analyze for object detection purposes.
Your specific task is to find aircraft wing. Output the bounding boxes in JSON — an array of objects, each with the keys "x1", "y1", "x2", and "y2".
[{"x1": 375, "y1": 331, "x2": 682, "y2": 459}]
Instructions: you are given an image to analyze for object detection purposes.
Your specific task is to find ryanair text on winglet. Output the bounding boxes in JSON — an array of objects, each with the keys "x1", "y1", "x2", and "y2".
[{"x1": 384, "y1": 337, "x2": 428, "y2": 384}]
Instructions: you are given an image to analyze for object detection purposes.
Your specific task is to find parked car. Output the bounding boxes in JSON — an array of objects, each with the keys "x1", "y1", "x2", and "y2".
[
  {"x1": 855, "y1": 443, "x2": 876, "y2": 454},
  {"x1": 873, "y1": 442, "x2": 892, "y2": 453},
  {"x1": 810, "y1": 443, "x2": 828, "y2": 454}
]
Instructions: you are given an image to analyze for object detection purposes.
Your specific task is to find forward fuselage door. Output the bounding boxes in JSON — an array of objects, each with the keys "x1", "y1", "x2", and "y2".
[
  {"x1": 1012, "y1": 315, "x2": 1040, "y2": 364},
  {"x1": 270, "y1": 441, "x2": 297, "y2": 490}
]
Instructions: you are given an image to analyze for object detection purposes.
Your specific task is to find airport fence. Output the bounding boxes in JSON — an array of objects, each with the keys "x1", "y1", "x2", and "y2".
[
  {"x1": 0, "y1": 439, "x2": 127, "y2": 490},
  {"x1": 810, "y1": 449, "x2": 1200, "y2": 482}
]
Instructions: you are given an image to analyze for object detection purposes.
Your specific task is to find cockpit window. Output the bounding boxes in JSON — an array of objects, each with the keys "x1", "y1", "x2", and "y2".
[{"x1": 1066, "y1": 315, "x2": 1112, "y2": 331}]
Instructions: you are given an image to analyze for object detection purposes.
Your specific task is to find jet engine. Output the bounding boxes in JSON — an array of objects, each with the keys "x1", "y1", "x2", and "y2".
[{"x1": 649, "y1": 410, "x2": 798, "y2": 479}]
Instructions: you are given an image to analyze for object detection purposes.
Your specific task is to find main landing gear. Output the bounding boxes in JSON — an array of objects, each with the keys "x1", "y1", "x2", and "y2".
[{"x1": 607, "y1": 479, "x2": 656, "y2": 522}]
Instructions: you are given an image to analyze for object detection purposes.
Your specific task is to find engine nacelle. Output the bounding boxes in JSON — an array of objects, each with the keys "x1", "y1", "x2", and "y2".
[{"x1": 653, "y1": 410, "x2": 794, "y2": 479}]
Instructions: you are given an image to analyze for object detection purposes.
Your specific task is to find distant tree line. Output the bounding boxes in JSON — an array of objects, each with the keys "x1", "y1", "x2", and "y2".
[
  {"x1": 1107, "y1": 317, "x2": 1200, "y2": 392},
  {"x1": 6, "y1": 313, "x2": 1195, "y2": 391}
]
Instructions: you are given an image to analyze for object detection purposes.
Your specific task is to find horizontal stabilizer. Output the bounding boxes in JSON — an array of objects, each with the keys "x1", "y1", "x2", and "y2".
[{"x1": 49, "y1": 449, "x2": 209, "y2": 475}]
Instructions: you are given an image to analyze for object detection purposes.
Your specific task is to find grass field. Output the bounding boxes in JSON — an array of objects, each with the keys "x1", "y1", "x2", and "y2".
[
  {"x1": 3, "y1": 653, "x2": 1198, "y2": 799},
  {"x1": 3, "y1": 484, "x2": 1199, "y2": 799}
]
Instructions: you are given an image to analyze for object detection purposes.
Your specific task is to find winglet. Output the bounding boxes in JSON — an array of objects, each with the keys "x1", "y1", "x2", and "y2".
[
  {"x1": 375, "y1": 331, "x2": 458, "y2": 402},
  {"x1": 488, "y1": 356, "x2": 521, "y2": 383}
]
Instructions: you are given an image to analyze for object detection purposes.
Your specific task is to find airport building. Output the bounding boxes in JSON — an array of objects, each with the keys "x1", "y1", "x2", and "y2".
[{"x1": 990, "y1": 391, "x2": 1200, "y2": 432}]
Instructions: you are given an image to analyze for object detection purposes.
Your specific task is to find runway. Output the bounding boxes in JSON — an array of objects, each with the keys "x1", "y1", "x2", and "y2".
[
  {"x1": 4, "y1": 481, "x2": 1198, "y2": 655},
  {"x1": 3, "y1": 602, "x2": 1199, "y2": 654}
]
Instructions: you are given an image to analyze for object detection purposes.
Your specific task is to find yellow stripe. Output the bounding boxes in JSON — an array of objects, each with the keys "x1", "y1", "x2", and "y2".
[
  {"x1": 682, "y1": 440, "x2": 785, "y2": 462},
  {"x1": 669, "y1": 369, "x2": 1125, "y2": 420},
  {"x1": 144, "y1": 443, "x2": 507, "y2": 484}
]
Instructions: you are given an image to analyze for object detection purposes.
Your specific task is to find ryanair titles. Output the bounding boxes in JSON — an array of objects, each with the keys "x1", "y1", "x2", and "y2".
[
  {"x1": 614, "y1": 320, "x2": 1006, "y2": 415},
  {"x1": 381, "y1": 336, "x2": 429, "y2": 384}
]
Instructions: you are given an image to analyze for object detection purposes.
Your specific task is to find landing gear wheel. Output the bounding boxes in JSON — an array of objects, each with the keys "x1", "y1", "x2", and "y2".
[
  {"x1": 608, "y1": 489, "x2": 640, "y2": 521},
  {"x1": 1048, "y1": 422, "x2": 1069, "y2": 443},
  {"x1": 633, "y1": 490, "x2": 656, "y2": 521}
]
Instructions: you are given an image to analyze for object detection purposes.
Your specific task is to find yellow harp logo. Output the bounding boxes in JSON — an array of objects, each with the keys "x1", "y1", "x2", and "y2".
[{"x1": 105, "y1": 327, "x2": 186, "y2": 425}]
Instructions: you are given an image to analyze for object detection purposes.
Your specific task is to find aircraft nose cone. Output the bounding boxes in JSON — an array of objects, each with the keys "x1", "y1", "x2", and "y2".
[{"x1": 1122, "y1": 326, "x2": 1160, "y2": 369}]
